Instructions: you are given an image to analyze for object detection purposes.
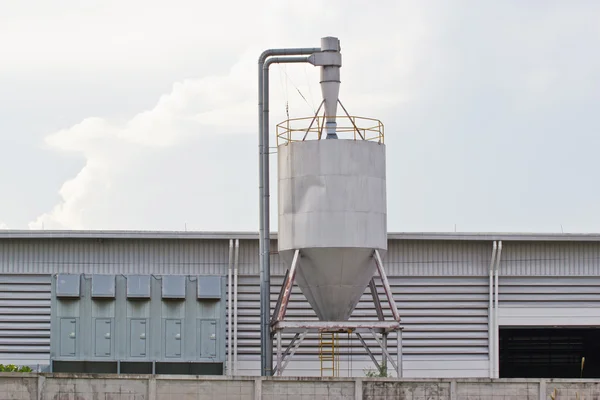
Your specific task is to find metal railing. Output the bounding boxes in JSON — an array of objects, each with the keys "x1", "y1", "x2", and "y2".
[{"x1": 276, "y1": 115, "x2": 384, "y2": 146}]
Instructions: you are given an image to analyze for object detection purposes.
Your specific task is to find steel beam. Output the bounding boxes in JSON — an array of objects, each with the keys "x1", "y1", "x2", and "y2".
[
  {"x1": 271, "y1": 268, "x2": 289, "y2": 324},
  {"x1": 279, "y1": 331, "x2": 308, "y2": 374},
  {"x1": 272, "y1": 321, "x2": 400, "y2": 333},
  {"x1": 272, "y1": 332, "x2": 300, "y2": 376},
  {"x1": 369, "y1": 328, "x2": 398, "y2": 373},
  {"x1": 355, "y1": 332, "x2": 381, "y2": 371},
  {"x1": 369, "y1": 278, "x2": 385, "y2": 321},
  {"x1": 276, "y1": 249, "x2": 299, "y2": 321},
  {"x1": 374, "y1": 249, "x2": 401, "y2": 321},
  {"x1": 397, "y1": 329, "x2": 403, "y2": 378}
]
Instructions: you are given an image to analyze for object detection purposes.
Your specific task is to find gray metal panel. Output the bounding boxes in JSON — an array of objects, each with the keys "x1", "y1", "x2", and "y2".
[
  {"x1": 162, "y1": 276, "x2": 186, "y2": 299},
  {"x1": 499, "y1": 276, "x2": 600, "y2": 307},
  {"x1": 92, "y1": 275, "x2": 115, "y2": 298},
  {"x1": 235, "y1": 274, "x2": 489, "y2": 360},
  {"x1": 5, "y1": 229, "x2": 600, "y2": 242},
  {"x1": 0, "y1": 238, "x2": 230, "y2": 275},
  {"x1": 0, "y1": 274, "x2": 51, "y2": 364},
  {"x1": 56, "y1": 274, "x2": 80, "y2": 298},
  {"x1": 199, "y1": 319, "x2": 217, "y2": 358},
  {"x1": 164, "y1": 319, "x2": 182, "y2": 358},
  {"x1": 94, "y1": 318, "x2": 112, "y2": 357},
  {"x1": 500, "y1": 241, "x2": 600, "y2": 276},
  {"x1": 129, "y1": 319, "x2": 147, "y2": 358},
  {"x1": 59, "y1": 318, "x2": 77, "y2": 357},
  {"x1": 197, "y1": 276, "x2": 221, "y2": 299},
  {"x1": 384, "y1": 240, "x2": 491, "y2": 276},
  {"x1": 126, "y1": 275, "x2": 151, "y2": 298}
]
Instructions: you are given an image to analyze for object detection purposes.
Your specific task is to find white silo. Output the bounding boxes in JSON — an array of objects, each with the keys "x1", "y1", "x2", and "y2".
[
  {"x1": 264, "y1": 37, "x2": 401, "y2": 378},
  {"x1": 276, "y1": 37, "x2": 388, "y2": 322}
]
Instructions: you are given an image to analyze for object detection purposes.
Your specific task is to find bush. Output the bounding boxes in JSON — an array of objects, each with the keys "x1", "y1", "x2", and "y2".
[
  {"x1": 0, "y1": 364, "x2": 32, "y2": 373},
  {"x1": 364, "y1": 365, "x2": 389, "y2": 378}
]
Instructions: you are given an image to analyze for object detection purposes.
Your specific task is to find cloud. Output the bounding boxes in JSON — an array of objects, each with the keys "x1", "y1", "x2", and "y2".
[
  {"x1": 24, "y1": 1, "x2": 600, "y2": 233},
  {"x1": 0, "y1": 222, "x2": 8, "y2": 229},
  {"x1": 28, "y1": 55, "x2": 259, "y2": 230}
]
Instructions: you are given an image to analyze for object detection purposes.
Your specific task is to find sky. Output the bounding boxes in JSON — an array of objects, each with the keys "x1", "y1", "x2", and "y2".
[{"x1": 1, "y1": 1, "x2": 600, "y2": 233}]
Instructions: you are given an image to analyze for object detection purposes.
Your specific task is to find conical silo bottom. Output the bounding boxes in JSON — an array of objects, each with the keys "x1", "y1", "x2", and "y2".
[{"x1": 281, "y1": 247, "x2": 385, "y2": 321}]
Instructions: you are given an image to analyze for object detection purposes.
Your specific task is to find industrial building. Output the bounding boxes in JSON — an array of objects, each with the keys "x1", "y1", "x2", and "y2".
[{"x1": 1, "y1": 230, "x2": 600, "y2": 378}]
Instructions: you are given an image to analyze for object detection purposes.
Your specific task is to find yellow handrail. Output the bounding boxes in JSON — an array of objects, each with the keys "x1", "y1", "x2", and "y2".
[{"x1": 276, "y1": 115, "x2": 384, "y2": 146}]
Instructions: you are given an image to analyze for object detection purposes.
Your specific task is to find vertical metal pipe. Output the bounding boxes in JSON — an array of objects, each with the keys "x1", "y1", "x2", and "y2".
[
  {"x1": 276, "y1": 330, "x2": 282, "y2": 376},
  {"x1": 258, "y1": 49, "x2": 318, "y2": 376},
  {"x1": 397, "y1": 329, "x2": 402, "y2": 378},
  {"x1": 381, "y1": 333, "x2": 388, "y2": 374},
  {"x1": 233, "y1": 239, "x2": 239, "y2": 375},
  {"x1": 227, "y1": 239, "x2": 233, "y2": 375},
  {"x1": 494, "y1": 240, "x2": 502, "y2": 378},
  {"x1": 488, "y1": 241, "x2": 497, "y2": 379}
]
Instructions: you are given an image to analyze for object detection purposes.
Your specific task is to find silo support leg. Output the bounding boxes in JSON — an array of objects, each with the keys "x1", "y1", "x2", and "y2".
[
  {"x1": 381, "y1": 333, "x2": 388, "y2": 373},
  {"x1": 368, "y1": 278, "x2": 385, "y2": 321},
  {"x1": 397, "y1": 329, "x2": 403, "y2": 378},
  {"x1": 374, "y1": 250, "x2": 400, "y2": 322},
  {"x1": 276, "y1": 330, "x2": 282, "y2": 376},
  {"x1": 274, "y1": 249, "x2": 300, "y2": 322}
]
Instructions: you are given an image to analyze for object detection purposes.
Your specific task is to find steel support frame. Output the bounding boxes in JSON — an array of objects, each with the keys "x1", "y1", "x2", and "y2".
[
  {"x1": 272, "y1": 323, "x2": 402, "y2": 377},
  {"x1": 271, "y1": 248, "x2": 403, "y2": 377}
]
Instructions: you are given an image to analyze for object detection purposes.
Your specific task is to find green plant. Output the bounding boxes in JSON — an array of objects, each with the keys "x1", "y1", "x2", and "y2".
[
  {"x1": 0, "y1": 364, "x2": 33, "y2": 373},
  {"x1": 364, "y1": 365, "x2": 389, "y2": 378}
]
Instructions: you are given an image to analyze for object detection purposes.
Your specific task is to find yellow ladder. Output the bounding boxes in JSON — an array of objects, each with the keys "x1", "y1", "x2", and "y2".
[{"x1": 319, "y1": 331, "x2": 340, "y2": 377}]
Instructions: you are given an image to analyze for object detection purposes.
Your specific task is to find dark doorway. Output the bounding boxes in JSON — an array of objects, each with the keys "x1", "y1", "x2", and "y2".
[{"x1": 499, "y1": 327, "x2": 600, "y2": 378}]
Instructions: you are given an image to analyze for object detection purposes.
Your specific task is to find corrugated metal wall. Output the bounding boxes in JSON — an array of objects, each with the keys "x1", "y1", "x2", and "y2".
[
  {"x1": 0, "y1": 275, "x2": 50, "y2": 365},
  {"x1": 2, "y1": 237, "x2": 600, "y2": 376},
  {"x1": 499, "y1": 242, "x2": 600, "y2": 308}
]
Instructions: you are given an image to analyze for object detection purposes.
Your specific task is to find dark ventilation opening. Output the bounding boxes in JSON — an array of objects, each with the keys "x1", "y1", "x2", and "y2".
[{"x1": 500, "y1": 328, "x2": 600, "y2": 378}]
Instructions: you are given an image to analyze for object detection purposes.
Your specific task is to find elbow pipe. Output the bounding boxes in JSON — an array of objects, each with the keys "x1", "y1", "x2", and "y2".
[{"x1": 257, "y1": 47, "x2": 319, "y2": 377}]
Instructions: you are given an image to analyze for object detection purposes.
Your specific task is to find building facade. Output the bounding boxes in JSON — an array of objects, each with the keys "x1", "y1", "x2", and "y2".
[{"x1": 1, "y1": 231, "x2": 600, "y2": 378}]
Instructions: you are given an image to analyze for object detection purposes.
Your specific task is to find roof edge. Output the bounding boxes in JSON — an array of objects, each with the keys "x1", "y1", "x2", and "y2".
[{"x1": 1, "y1": 230, "x2": 600, "y2": 242}]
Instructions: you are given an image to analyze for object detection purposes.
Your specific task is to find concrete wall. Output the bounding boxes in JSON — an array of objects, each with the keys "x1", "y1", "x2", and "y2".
[{"x1": 2, "y1": 373, "x2": 600, "y2": 400}]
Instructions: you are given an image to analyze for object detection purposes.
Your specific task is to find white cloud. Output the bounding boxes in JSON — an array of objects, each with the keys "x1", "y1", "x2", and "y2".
[
  {"x1": 0, "y1": 222, "x2": 8, "y2": 229},
  {"x1": 20, "y1": 1, "x2": 600, "y2": 233},
  {"x1": 28, "y1": 56, "x2": 259, "y2": 230}
]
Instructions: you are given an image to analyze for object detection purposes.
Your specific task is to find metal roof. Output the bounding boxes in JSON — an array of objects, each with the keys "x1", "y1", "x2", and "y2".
[{"x1": 1, "y1": 230, "x2": 600, "y2": 242}]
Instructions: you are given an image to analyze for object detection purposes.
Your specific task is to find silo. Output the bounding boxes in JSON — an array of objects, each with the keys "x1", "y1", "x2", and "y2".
[
  {"x1": 277, "y1": 140, "x2": 387, "y2": 321},
  {"x1": 264, "y1": 37, "x2": 401, "y2": 378},
  {"x1": 276, "y1": 37, "x2": 387, "y2": 322}
]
